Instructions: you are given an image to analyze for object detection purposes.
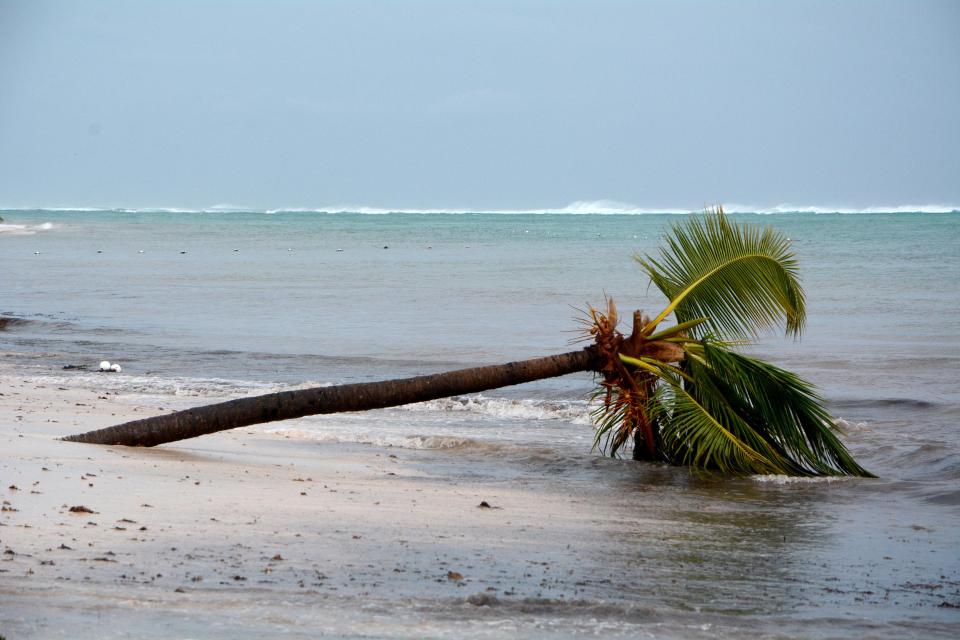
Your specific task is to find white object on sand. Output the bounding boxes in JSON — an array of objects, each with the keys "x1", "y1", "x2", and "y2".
[
  {"x1": 110, "y1": 363, "x2": 122, "y2": 373},
  {"x1": 99, "y1": 361, "x2": 111, "y2": 371}
]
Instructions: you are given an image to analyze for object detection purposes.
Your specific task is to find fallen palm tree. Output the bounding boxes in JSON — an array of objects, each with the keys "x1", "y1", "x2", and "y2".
[{"x1": 64, "y1": 208, "x2": 872, "y2": 477}]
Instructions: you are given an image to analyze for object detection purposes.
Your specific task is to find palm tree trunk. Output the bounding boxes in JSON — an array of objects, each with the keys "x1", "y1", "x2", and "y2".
[
  {"x1": 63, "y1": 348, "x2": 601, "y2": 447},
  {"x1": 631, "y1": 375, "x2": 660, "y2": 461}
]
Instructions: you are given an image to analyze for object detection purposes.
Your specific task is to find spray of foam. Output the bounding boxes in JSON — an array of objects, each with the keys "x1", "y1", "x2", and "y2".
[
  {"x1": 0, "y1": 222, "x2": 57, "y2": 235},
  {"x1": 263, "y1": 428, "x2": 502, "y2": 451},
  {"x1": 398, "y1": 395, "x2": 593, "y2": 424}
]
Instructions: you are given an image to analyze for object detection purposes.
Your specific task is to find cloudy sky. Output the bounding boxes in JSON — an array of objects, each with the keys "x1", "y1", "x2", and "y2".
[{"x1": 1, "y1": 0, "x2": 957, "y2": 210}]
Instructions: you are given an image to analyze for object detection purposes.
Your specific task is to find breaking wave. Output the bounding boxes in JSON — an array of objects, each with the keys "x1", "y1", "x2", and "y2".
[
  {"x1": 0, "y1": 221, "x2": 56, "y2": 235},
  {"x1": 264, "y1": 428, "x2": 506, "y2": 451},
  {"x1": 4, "y1": 203, "x2": 957, "y2": 216},
  {"x1": 19, "y1": 372, "x2": 297, "y2": 398},
  {"x1": 399, "y1": 395, "x2": 592, "y2": 424},
  {"x1": 263, "y1": 200, "x2": 696, "y2": 215},
  {"x1": 750, "y1": 474, "x2": 855, "y2": 485},
  {"x1": 0, "y1": 316, "x2": 34, "y2": 331},
  {"x1": 832, "y1": 417, "x2": 871, "y2": 433},
  {"x1": 723, "y1": 203, "x2": 960, "y2": 214}
]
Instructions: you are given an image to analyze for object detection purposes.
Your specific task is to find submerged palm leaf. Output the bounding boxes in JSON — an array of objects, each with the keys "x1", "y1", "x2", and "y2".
[
  {"x1": 682, "y1": 340, "x2": 871, "y2": 476},
  {"x1": 589, "y1": 208, "x2": 872, "y2": 477},
  {"x1": 651, "y1": 381, "x2": 788, "y2": 475}
]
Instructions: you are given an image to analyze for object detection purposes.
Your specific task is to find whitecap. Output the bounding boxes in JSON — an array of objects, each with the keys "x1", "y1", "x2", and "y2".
[
  {"x1": 263, "y1": 427, "x2": 504, "y2": 451},
  {"x1": 833, "y1": 417, "x2": 871, "y2": 433},
  {"x1": 750, "y1": 474, "x2": 853, "y2": 484},
  {"x1": 0, "y1": 222, "x2": 56, "y2": 236},
  {"x1": 724, "y1": 203, "x2": 959, "y2": 215},
  {"x1": 397, "y1": 395, "x2": 593, "y2": 424},
  {"x1": 4, "y1": 203, "x2": 957, "y2": 216}
]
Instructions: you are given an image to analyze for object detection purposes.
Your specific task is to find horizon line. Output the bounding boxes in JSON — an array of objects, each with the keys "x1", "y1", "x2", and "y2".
[{"x1": 2, "y1": 200, "x2": 959, "y2": 216}]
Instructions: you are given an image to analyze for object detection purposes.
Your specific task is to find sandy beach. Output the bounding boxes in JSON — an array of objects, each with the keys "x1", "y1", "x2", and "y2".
[
  {"x1": 1, "y1": 374, "x2": 675, "y2": 639},
  {"x1": 3, "y1": 366, "x2": 959, "y2": 639}
]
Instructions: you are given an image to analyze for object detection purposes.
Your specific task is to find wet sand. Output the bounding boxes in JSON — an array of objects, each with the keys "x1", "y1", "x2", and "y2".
[
  {"x1": 0, "y1": 377, "x2": 669, "y2": 638},
  {"x1": 2, "y1": 375, "x2": 958, "y2": 639}
]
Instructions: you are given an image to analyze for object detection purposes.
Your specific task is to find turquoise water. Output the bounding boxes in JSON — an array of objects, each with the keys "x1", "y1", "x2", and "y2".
[{"x1": 2, "y1": 209, "x2": 959, "y2": 636}]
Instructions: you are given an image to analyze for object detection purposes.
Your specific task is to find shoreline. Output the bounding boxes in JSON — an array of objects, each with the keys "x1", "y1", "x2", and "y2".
[
  {"x1": 2, "y1": 374, "x2": 958, "y2": 638},
  {"x1": 0, "y1": 377, "x2": 662, "y2": 638}
]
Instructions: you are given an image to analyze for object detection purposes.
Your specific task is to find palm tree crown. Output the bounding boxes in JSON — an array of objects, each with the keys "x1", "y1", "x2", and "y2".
[{"x1": 590, "y1": 208, "x2": 872, "y2": 477}]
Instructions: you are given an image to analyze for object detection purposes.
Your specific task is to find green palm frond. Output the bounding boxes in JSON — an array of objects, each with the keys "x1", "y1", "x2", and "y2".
[
  {"x1": 683, "y1": 340, "x2": 873, "y2": 477},
  {"x1": 636, "y1": 208, "x2": 806, "y2": 340},
  {"x1": 584, "y1": 208, "x2": 869, "y2": 477},
  {"x1": 652, "y1": 382, "x2": 790, "y2": 475}
]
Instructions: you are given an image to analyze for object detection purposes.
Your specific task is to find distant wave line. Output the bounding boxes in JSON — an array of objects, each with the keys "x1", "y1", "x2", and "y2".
[{"x1": 2, "y1": 201, "x2": 958, "y2": 215}]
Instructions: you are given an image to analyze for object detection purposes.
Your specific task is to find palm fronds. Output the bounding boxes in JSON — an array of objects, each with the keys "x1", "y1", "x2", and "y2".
[
  {"x1": 652, "y1": 382, "x2": 790, "y2": 475},
  {"x1": 636, "y1": 206, "x2": 805, "y2": 340},
  {"x1": 585, "y1": 208, "x2": 871, "y2": 477},
  {"x1": 682, "y1": 340, "x2": 873, "y2": 476}
]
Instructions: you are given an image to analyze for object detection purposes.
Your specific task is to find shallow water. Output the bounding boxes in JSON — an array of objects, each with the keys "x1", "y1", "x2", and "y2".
[{"x1": 2, "y1": 209, "x2": 959, "y2": 636}]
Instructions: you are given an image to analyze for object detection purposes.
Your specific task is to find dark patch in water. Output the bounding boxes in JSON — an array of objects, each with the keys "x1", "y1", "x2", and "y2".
[
  {"x1": 925, "y1": 490, "x2": 960, "y2": 506},
  {"x1": 0, "y1": 316, "x2": 33, "y2": 331},
  {"x1": 453, "y1": 595, "x2": 658, "y2": 621},
  {"x1": 831, "y1": 398, "x2": 939, "y2": 410}
]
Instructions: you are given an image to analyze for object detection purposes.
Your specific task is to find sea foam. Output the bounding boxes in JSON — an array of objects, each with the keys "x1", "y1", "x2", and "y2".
[
  {"x1": 0, "y1": 222, "x2": 56, "y2": 235},
  {"x1": 399, "y1": 395, "x2": 592, "y2": 424},
  {"x1": 263, "y1": 427, "x2": 505, "y2": 451},
  {"x1": 750, "y1": 474, "x2": 853, "y2": 484}
]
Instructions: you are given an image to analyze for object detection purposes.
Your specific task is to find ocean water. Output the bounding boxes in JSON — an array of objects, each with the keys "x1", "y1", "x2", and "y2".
[{"x1": 2, "y1": 208, "x2": 959, "y2": 636}]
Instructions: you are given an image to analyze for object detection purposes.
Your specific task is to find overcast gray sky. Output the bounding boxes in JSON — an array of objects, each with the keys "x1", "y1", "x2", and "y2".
[{"x1": 1, "y1": 0, "x2": 958, "y2": 211}]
